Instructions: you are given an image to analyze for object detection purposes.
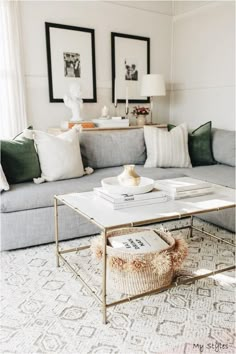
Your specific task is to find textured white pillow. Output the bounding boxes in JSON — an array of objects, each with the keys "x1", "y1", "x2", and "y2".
[
  {"x1": 144, "y1": 124, "x2": 192, "y2": 168},
  {"x1": 33, "y1": 128, "x2": 85, "y2": 182},
  {"x1": 0, "y1": 164, "x2": 10, "y2": 191}
]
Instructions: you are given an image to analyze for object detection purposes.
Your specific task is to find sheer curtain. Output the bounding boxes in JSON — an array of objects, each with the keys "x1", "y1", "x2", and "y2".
[{"x1": 0, "y1": 0, "x2": 27, "y2": 138}]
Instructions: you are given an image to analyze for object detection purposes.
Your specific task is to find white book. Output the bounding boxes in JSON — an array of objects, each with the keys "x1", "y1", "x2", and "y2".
[
  {"x1": 155, "y1": 177, "x2": 211, "y2": 193},
  {"x1": 168, "y1": 187, "x2": 214, "y2": 199},
  {"x1": 99, "y1": 195, "x2": 168, "y2": 210},
  {"x1": 94, "y1": 187, "x2": 166, "y2": 203},
  {"x1": 101, "y1": 196, "x2": 168, "y2": 209},
  {"x1": 108, "y1": 230, "x2": 168, "y2": 253}
]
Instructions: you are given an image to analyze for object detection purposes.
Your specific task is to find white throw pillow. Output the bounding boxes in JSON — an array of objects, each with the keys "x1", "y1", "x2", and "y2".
[
  {"x1": 32, "y1": 128, "x2": 85, "y2": 182},
  {"x1": 0, "y1": 164, "x2": 10, "y2": 192},
  {"x1": 144, "y1": 124, "x2": 192, "y2": 168}
]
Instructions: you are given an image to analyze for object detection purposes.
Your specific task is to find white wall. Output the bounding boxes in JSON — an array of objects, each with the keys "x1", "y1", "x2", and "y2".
[
  {"x1": 19, "y1": 1, "x2": 172, "y2": 131},
  {"x1": 170, "y1": 1, "x2": 235, "y2": 131}
]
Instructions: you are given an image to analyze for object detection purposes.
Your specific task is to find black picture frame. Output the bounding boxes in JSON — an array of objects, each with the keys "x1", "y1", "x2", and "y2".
[
  {"x1": 111, "y1": 32, "x2": 150, "y2": 104},
  {"x1": 45, "y1": 22, "x2": 97, "y2": 103}
]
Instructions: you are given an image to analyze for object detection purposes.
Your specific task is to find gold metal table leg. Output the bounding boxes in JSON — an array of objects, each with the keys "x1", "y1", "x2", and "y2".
[
  {"x1": 54, "y1": 197, "x2": 60, "y2": 267},
  {"x1": 102, "y1": 230, "x2": 107, "y2": 324},
  {"x1": 189, "y1": 215, "x2": 193, "y2": 239}
]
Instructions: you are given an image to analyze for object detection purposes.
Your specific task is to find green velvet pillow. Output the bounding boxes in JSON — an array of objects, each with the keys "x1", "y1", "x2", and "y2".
[
  {"x1": 1, "y1": 130, "x2": 41, "y2": 184},
  {"x1": 167, "y1": 122, "x2": 216, "y2": 167}
]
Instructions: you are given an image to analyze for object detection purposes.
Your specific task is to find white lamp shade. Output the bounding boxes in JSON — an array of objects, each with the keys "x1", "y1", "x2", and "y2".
[{"x1": 140, "y1": 74, "x2": 166, "y2": 97}]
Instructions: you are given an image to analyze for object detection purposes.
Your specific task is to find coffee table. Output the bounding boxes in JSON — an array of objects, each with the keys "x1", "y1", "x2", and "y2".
[{"x1": 54, "y1": 183, "x2": 235, "y2": 324}]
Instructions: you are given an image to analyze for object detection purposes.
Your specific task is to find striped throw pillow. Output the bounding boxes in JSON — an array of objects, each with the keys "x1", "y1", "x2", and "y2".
[{"x1": 144, "y1": 124, "x2": 192, "y2": 168}]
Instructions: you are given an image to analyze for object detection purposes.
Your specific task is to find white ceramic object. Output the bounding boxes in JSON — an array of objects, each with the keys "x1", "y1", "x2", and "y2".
[
  {"x1": 101, "y1": 177, "x2": 154, "y2": 195},
  {"x1": 117, "y1": 165, "x2": 140, "y2": 187}
]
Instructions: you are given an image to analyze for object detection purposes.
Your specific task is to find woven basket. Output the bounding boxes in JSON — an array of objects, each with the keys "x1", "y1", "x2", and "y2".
[{"x1": 91, "y1": 227, "x2": 188, "y2": 295}]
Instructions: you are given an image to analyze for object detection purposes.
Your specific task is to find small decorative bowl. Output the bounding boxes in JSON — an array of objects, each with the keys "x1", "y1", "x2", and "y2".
[{"x1": 101, "y1": 177, "x2": 154, "y2": 195}]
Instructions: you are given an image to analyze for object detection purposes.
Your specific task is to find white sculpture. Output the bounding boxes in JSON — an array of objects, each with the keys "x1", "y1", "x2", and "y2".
[{"x1": 63, "y1": 82, "x2": 83, "y2": 122}]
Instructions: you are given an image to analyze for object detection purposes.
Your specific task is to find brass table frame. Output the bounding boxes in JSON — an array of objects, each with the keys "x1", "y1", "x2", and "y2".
[{"x1": 54, "y1": 196, "x2": 235, "y2": 324}]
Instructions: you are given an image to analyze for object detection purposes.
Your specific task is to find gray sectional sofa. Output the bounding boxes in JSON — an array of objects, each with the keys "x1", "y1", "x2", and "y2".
[{"x1": 1, "y1": 128, "x2": 235, "y2": 251}]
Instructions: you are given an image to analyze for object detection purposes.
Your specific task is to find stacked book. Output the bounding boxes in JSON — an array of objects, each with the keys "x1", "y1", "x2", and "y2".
[
  {"x1": 94, "y1": 187, "x2": 168, "y2": 209},
  {"x1": 92, "y1": 117, "x2": 129, "y2": 128},
  {"x1": 108, "y1": 230, "x2": 168, "y2": 253},
  {"x1": 155, "y1": 177, "x2": 214, "y2": 199}
]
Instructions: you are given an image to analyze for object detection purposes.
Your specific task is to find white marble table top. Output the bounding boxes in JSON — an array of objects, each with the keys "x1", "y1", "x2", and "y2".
[{"x1": 56, "y1": 184, "x2": 235, "y2": 230}]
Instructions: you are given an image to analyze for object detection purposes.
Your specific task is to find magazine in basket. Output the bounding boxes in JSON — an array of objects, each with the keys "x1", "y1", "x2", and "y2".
[{"x1": 108, "y1": 230, "x2": 168, "y2": 254}]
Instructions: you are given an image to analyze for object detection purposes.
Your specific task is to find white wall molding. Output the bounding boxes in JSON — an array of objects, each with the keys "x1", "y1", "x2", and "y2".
[{"x1": 171, "y1": 84, "x2": 235, "y2": 92}]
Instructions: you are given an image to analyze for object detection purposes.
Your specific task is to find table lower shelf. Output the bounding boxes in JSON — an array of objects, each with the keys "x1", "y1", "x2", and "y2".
[{"x1": 54, "y1": 215, "x2": 236, "y2": 324}]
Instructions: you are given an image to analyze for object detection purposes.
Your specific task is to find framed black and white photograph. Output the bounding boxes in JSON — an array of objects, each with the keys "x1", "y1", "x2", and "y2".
[
  {"x1": 64, "y1": 52, "x2": 81, "y2": 78},
  {"x1": 45, "y1": 22, "x2": 97, "y2": 102},
  {"x1": 111, "y1": 32, "x2": 150, "y2": 103}
]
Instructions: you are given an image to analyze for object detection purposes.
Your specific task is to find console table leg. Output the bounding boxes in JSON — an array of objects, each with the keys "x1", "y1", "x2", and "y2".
[
  {"x1": 102, "y1": 230, "x2": 107, "y2": 324},
  {"x1": 54, "y1": 197, "x2": 60, "y2": 268}
]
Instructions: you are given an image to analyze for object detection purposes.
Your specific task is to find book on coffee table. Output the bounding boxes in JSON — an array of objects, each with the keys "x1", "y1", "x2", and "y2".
[
  {"x1": 155, "y1": 177, "x2": 213, "y2": 199},
  {"x1": 171, "y1": 187, "x2": 214, "y2": 199},
  {"x1": 94, "y1": 187, "x2": 168, "y2": 209},
  {"x1": 94, "y1": 187, "x2": 166, "y2": 202},
  {"x1": 108, "y1": 230, "x2": 168, "y2": 253}
]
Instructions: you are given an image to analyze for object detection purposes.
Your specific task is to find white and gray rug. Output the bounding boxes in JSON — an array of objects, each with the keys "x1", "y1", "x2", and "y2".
[{"x1": 0, "y1": 219, "x2": 235, "y2": 354}]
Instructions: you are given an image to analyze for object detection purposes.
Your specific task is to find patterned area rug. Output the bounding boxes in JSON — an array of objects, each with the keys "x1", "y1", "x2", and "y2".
[{"x1": 0, "y1": 219, "x2": 235, "y2": 354}]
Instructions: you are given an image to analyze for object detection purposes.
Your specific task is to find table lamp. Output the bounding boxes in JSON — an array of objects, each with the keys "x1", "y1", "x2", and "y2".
[{"x1": 140, "y1": 74, "x2": 166, "y2": 124}]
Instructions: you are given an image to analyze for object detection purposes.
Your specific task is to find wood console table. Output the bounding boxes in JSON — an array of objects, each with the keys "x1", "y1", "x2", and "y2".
[{"x1": 48, "y1": 124, "x2": 167, "y2": 135}]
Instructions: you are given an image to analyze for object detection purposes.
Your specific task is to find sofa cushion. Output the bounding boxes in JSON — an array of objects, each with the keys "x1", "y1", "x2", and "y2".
[
  {"x1": 0, "y1": 166, "x2": 184, "y2": 213},
  {"x1": 212, "y1": 129, "x2": 235, "y2": 167},
  {"x1": 1, "y1": 136, "x2": 41, "y2": 184},
  {"x1": 1, "y1": 206, "x2": 100, "y2": 251},
  {"x1": 32, "y1": 128, "x2": 84, "y2": 182},
  {"x1": 144, "y1": 124, "x2": 191, "y2": 168},
  {"x1": 79, "y1": 129, "x2": 146, "y2": 168},
  {"x1": 168, "y1": 121, "x2": 216, "y2": 166},
  {"x1": 169, "y1": 165, "x2": 235, "y2": 189},
  {"x1": 199, "y1": 208, "x2": 235, "y2": 233}
]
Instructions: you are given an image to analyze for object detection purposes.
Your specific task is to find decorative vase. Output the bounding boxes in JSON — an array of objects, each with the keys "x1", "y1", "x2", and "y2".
[
  {"x1": 137, "y1": 115, "x2": 146, "y2": 126},
  {"x1": 117, "y1": 165, "x2": 141, "y2": 187}
]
